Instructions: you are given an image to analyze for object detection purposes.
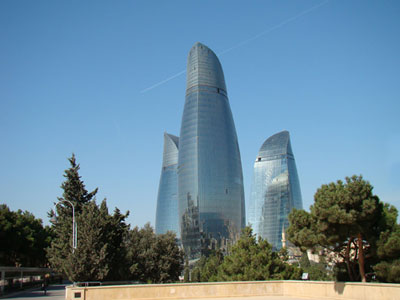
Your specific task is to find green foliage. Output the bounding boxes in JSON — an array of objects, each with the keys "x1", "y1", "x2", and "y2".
[
  {"x1": 192, "y1": 227, "x2": 301, "y2": 282},
  {"x1": 58, "y1": 154, "x2": 98, "y2": 214},
  {"x1": 300, "y1": 253, "x2": 333, "y2": 281},
  {"x1": 47, "y1": 154, "x2": 129, "y2": 282},
  {"x1": 101, "y1": 204, "x2": 131, "y2": 281},
  {"x1": 191, "y1": 250, "x2": 224, "y2": 282},
  {"x1": 125, "y1": 223, "x2": 184, "y2": 283},
  {"x1": 373, "y1": 204, "x2": 400, "y2": 283},
  {"x1": 184, "y1": 259, "x2": 190, "y2": 282},
  {"x1": 374, "y1": 259, "x2": 400, "y2": 283},
  {"x1": 63, "y1": 201, "x2": 110, "y2": 281},
  {"x1": 299, "y1": 252, "x2": 311, "y2": 268},
  {"x1": 48, "y1": 154, "x2": 184, "y2": 283},
  {"x1": 287, "y1": 175, "x2": 389, "y2": 282},
  {"x1": 47, "y1": 154, "x2": 99, "y2": 274},
  {"x1": 287, "y1": 209, "x2": 320, "y2": 251},
  {"x1": 0, "y1": 204, "x2": 52, "y2": 267}
]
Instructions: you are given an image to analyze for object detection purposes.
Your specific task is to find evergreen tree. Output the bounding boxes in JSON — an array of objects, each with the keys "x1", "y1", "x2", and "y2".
[
  {"x1": 47, "y1": 154, "x2": 98, "y2": 277},
  {"x1": 126, "y1": 224, "x2": 184, "y2": 283},
  {"x1": 374, "y1": 204, "x2": 400, "y2": 282},
  {"x1": 287, "y1": 175, "x2": 384, "y2": 282},
  {"x1": 101, "y1": 204, "x2": 130, "y2": 281},
  {"x1": 0, "y1": 205, "x2": 52, "y2": 267},
  {"x1": 299, "y1": 252, "x2": 333, "y2": 281},
  {"x1": 183, "y1": 259, "x2": 190, "y2": 282},
  {"x1": 199, "y1": 251, "x2": 224, "y2": 282},
  {"x1": 154, "y1": 231, "x2": 184, "y2": 283},
  {"x1": 64, "y1": 201, "x2": 109, "y2": 281},
  {"x1": 47, "y1": 154, "x2": 129, "y2": 282},
  {"x1": 195, "y1": 227, "x2": 302, "y2": 282}
]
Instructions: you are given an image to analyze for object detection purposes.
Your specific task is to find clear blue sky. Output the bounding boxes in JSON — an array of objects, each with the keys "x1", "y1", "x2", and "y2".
[{"x1": 1, "y1": 0, "x2": 399, "y2": 228}]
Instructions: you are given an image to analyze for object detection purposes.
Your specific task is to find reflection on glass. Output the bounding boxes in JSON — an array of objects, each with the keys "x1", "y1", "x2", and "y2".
[
  {"x1": 178, "y1": 42, "x2": 245, "y2": 259},
  {"x1": 248, "y1": 131, "x2": 303, "y2": 250}
]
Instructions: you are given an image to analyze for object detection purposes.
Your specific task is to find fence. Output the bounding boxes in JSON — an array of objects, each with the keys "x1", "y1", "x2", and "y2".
[{"x1": 0, "y1": 267, "x2": 57, "y2": 295}]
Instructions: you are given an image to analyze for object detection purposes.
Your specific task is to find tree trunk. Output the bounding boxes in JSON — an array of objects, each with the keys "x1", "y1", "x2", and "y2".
[
  {"x1": 357, "y1": 233, "x2": 366, "y2": 282},
  {"x1": 345, "y1": 237, "x2": 355, "y2": 281}
]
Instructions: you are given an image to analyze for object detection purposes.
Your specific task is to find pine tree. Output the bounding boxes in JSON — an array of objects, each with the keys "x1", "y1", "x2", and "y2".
[
  {"x1": 374, "y1": 204, "x2": 400, "y2": 282},
  {"x1": 211, "y1": 227, "x2": 301, "y2": 282},
  {"x1": 126, "y1": 224, "x2": 184, "y2": 283},
  {"x1": 287, "y1": 175, "x2": 384, "y2": 282},
  {"x1": 0, "y1": 205, "x2": 52, "y2": 267}
]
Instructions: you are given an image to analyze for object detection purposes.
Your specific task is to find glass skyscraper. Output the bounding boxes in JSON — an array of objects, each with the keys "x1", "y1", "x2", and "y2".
[
  {"x1": 248, "y1": 131, "x2": 302, "y2": 250},
  {"x1": 155, "y1": 132, "x2": 180, "y2": 236},
  {"x1": 178, "y1": 42, "x2": 245, "y2": 259}
]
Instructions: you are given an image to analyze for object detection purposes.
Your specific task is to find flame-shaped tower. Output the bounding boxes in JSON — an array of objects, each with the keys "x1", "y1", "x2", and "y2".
[
  {"x1": 155, "y1": 132, "x2": 180, "y2": 236},
  {"x1": 178, "y1": 42, "x2": 245, "y2": 259},
  {"x1": 248, "y1": 131, "x2": 303, "y2": 250}
]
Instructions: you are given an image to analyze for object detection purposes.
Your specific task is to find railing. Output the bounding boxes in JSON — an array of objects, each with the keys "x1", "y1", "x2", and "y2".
[{"x1": 0, "y1": 267, "x2": 60, "y2": 296}]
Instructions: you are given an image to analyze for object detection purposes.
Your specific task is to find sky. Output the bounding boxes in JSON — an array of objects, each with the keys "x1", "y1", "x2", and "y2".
[{"x1": 1, "y1": 0, "x2": 399, "y2": 228}]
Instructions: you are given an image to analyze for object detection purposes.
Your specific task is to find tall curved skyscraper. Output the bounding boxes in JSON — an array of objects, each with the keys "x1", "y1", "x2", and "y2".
[
  {"x1": 178, "y1": 42, "x2": 245, "y2": 259},
  {"x1": 155, "y1": 132, "x2": 179, "y2": 236},
  {"x1": 248, "y1": 131, "x2": 303, "y2": 250}
]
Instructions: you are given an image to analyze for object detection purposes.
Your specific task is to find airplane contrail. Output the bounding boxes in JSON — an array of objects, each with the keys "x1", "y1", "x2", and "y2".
[
  {"x1": 140, "y1": 0, "x2": 329, "y2": 93},
  {"x1": 140, "y1": 70, "x2": 186, "y2": 94}
]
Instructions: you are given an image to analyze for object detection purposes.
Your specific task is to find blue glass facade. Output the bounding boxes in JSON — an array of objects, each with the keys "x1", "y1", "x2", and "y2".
[
  {"x1": 248, "y1": 131, "x2": 303, "y2": 250},
  {"x1": 155, "y1": 133, "x2": 180, "y2": 236},
  {"x1": 178, "y1": 43, "x2": 245, "y2": 259}
]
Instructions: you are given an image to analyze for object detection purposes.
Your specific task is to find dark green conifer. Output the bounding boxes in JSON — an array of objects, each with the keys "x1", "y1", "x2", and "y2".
[
  {"x1": 195, "y1": 227, "x2": 302, "y2": 282},
  {"x1": 287, "y1": 175, "x2": 384, "y2": 282},
  {"x1": 47, "y1": 154, "x2": 129, "y2": 282},
  {"x1": 125, "y1": 224, "x2": 184, "y2": 283},
  {"x1": 374, "y1": 204, "x2": 400, "y2": 282}
]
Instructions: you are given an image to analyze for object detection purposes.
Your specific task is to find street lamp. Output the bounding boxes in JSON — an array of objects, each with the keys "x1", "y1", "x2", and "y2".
[{"x1": 52, "y1": 200, "x2": 77, "y2": 252}]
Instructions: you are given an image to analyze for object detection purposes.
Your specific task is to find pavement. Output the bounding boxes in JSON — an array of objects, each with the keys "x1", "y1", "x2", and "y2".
[{"x1": 1, "y1": 284, "x2": 67, "y2": 300}]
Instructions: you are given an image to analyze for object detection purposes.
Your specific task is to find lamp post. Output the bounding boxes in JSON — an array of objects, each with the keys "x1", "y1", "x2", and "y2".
[{"x1": 52, "y1": 200, "x2": 77, "y2": 252}]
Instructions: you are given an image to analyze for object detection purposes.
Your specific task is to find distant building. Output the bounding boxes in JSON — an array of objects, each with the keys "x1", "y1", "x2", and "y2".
[
  {"x1": 248, "y1": 130, "x2": 303, "y2": 250},
  {"x1": 155, "y1": 133, "x2": 179, "y2": 236},
  {"x1": 178, "y1": 42, "x2": 245, "y2": 259}
]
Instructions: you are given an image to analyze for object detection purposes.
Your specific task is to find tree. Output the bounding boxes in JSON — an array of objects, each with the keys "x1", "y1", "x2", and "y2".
[
  {"x1": 287, "y1": 175, "x2": 383, "y2": 282},
  {"x1": 63, "y1": 201, "x2": 109, "y2": 281},
  {"x1": 373, "y1": 204, "x2": 400, "y2": 282},
  {"x1": 183, "y1": 259, "x2": 190, "y2": 282},
  {"x1": 47, "y1": 154, "x2": 129, "y2": 282},
  {"x1": 0, "y1": 205, "x2": 52, "y2": 267},
  {"x1": 100, "y1": 204, "x2": 130, "y2": 281},
  {"x1": 299, "y1": 252, "x2": 333, "y2": 281},
  {"x1": 194, "y1": 227, "x2": 301, "y2": 282},
  {"x1": 125, "y1": 224, "x2": 184, "y2": 283},
  {"x1": 191, "y1": 250, "x2": 224, "y2": 282},
  {"x1": 47, "y1": 154, "x2": 98, "y2": 274}
]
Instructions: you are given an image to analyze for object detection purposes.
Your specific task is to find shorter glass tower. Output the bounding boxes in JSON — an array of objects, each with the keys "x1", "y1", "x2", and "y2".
[
  {"x1": 155, "y1": 133, "x2": 180, "y2": 236},
  {"x1": 248, "y1": 131, "x2": 302, "y2": 250}
]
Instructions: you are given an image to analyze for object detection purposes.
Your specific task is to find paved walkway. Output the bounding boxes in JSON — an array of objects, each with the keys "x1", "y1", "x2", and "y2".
[{"x1": 2, "y1": 284, "x2": 66, "y2": 299}]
